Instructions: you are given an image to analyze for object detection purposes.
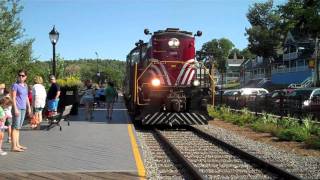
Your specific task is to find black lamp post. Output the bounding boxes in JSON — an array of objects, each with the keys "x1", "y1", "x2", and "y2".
[
  {"x1": 95, "y1": 52, "x2": 101, "y2": 84},
  {"x1": 49, "y1": 26, "x2": 59, "y2": 77}
]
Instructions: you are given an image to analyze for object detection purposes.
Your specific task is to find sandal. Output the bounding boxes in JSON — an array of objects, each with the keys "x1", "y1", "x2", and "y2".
[
  {"x1": 18, "y1": 146, "x2": 28, "y2": 150},
  {"x1": 11, "y1": 148, "x2": 24, "y2": 152}
]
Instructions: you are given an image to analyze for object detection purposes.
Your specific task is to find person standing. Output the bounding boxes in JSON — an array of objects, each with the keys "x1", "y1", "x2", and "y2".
[
  {"x1": 11, "y1": 69, "x2": 31, "y2": 152},
  {"x1": 32, "y1": 76, "x2": 47, "y2": 127},
  {"x1": 0, "y1": 96, "x2": 12, "y2": 156},
  {"x1": 105, "y1": 81, "x2": 118, "y2": 120},
  {"x1": 0, "y1": 84, "x2": 5, "y2": 97},
  {"x1": 3, "y1": 88, "x2": 13, "y2": 143},
  {"x1": 47, "y1": 75, "x2": 60, "y2": 114},
  {"x1": 81, "y1": 80, "x2": 95, "y2": 121}
]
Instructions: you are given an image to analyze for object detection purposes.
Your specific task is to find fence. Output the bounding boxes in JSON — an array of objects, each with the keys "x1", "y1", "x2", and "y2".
[{"x1": 214, "y1": 93, "x2": 320, "y2": 121}]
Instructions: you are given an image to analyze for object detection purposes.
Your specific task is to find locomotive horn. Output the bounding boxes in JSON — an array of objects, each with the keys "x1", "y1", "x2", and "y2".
[
  {"x1": 144, "y1": 28, "x2": 152, "y2": 35},
  {"x1": 194, "y1": 30, "x2": 202, "y2": 37}
]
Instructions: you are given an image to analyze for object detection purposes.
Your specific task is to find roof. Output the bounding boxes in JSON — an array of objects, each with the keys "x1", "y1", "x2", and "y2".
[
  {"x1": 227, "y1": 59, "x2": 244, "y2": 66},
  {"x1": 153, "y1": 28, "x2": 193, "y2": 37}
]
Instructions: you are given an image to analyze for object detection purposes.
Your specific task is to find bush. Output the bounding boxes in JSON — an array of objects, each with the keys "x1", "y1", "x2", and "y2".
[
  {"x1": 305, "y1": 136, "x2": 320, "y2": 149},
  {"x1": 251, "y1": 120, "x2": 281, "y2": 136},
  {"x1": 278, "y1": 127, "x2": 310, "y2": 142},
  {"x1": 57, "y1": 76, "x2": 82, "y2": 87},
  {"x1": 236, "y1": 108, "x2": 255, "y2": 126},
  {"x1": 310, "y1": 124, "x2": 320, "y2": 136}
]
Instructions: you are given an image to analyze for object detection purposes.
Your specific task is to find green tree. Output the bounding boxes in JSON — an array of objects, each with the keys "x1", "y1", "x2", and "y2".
[
  {"x1": 240, "y1": 48, "x2": 255, "y2": 60},
  {"x1": 278, "y1": 0, "x2": 320, "y2": 37},
  {"x1": 228, "y1": 48, "x2": 241, "y2": 59},
  {"x1": 245, "y1": 0, "x2": 282, "y2": 58},
  {"x1": 200, "y1": 38, "x2": 234, "y2": 73},
  {"x1": 0, "y1": 0, "x2": 34, "y2": 85}
]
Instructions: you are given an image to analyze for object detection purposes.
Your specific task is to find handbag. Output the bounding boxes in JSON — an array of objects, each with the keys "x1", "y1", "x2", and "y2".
[{"x1": 30, "y1": 114, "x2": 39, "y2": 128}]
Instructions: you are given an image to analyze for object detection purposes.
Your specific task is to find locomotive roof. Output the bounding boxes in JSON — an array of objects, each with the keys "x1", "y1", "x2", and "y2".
[{"x1": 154, "y1": 28, "x2": 193, "y2": 37}]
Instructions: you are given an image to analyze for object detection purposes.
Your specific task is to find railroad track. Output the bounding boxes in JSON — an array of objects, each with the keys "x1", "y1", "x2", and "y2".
[{"x1": 139, "y1": 126, "x2": 302, "y2": 180}]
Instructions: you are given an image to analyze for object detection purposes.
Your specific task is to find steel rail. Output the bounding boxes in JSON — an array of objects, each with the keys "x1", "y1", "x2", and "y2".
[
  {"x1": 187, "y1": 126, "x2": 302, "y2": 180},
  {"x1": 153, "y1": 129, "x2": 206, "y2": 180}
]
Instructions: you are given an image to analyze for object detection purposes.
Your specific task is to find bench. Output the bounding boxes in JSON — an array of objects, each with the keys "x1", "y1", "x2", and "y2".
[{"x1": 47, "y1": 105, "x2": 72, "y2": 131}]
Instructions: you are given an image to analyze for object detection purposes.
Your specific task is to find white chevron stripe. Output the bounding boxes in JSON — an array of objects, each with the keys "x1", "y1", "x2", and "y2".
[
  {"x1": 158, "y1": 113, "x2": 170, "y2": 124},
  {"x1": 150, "y1": 65, "x2": 165, "y2": 84},
  {"x1": 187, "y1": 70, "x2": 195, "y2": 85},
  {"x1": 181, "y1": 67, "x2": 192, "y2": 85},
  {"x1": 145, "y1": 112, "x2": 158, "y2": 124},
  {"x1": 174, "y1": 114, "x2": 186, "y2": 124},
  {"x1": 151, "y1": 112, "x2": 164, "y2": 125},
  {"x1": 175, "y1": 59, "x2": 195, "y2": 85},
  {"x1": 192, "y1": 113, "x2": 205, "y2": 124},
  {"x1": 159, "y1": 63, "x2": 172, "y2": 85},
  {"x1": 180, "y1": 113, "x2": 192, "y2": 124},
  {"x1": 185, "y1": 113, "x2": 198, "y2": 124}
]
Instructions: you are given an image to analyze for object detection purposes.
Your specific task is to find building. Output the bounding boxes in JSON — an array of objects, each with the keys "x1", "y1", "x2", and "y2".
[
  {"x1": 271, "y1": 31, "x2": 315, "y2": 87},
  {"x1": 240, "y1": 56, "x2": 271, "y2": 88},
  {"x1": 225, "y1": 53, "x2": 244, "y2": 84}
]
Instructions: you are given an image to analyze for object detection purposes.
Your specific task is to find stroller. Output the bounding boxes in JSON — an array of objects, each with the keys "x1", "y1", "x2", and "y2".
[{"x1": 44, "y1": 100, "x2": 72, "y2": 131}]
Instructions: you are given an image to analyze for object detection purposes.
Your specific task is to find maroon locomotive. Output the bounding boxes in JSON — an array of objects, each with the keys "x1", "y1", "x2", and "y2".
[{"x1": 124, "y1": 28, "x2": 213, "y2": 125}]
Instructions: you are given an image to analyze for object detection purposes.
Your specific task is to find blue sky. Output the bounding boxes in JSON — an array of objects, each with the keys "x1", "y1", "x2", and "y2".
[{"x1": 20, "y1": 0, "x2": 286, "y2": 61}]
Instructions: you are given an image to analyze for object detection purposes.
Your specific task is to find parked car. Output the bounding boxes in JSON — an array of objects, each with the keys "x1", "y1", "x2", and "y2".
[
  {"x1": 239, "y1": 88, "x2": 269, "y2": 96},
  {"x1": 223, "y1": 89, "x2": 240, "y2": 96},
  {"x1": 286, "y1": 88, "x2": 320, "y2": 117},
  {"x1": 260, "y1": 89, "x2": 294, "y2": 115}
]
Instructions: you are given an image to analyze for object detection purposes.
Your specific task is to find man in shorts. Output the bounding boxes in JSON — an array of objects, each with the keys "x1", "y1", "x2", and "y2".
[{"x1": 47, "y1": 75, "x2": 60, "y2": 115}]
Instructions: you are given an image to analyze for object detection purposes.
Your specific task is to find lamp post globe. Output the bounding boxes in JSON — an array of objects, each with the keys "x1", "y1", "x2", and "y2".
[{"x1": 49, "y1": 26, "x2": 59, "y2": 77}]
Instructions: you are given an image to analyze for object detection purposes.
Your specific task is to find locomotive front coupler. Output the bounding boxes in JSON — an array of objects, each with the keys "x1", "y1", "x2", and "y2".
[{"x1": 165, "y1": 89, "x2": 186, "y2": 112}]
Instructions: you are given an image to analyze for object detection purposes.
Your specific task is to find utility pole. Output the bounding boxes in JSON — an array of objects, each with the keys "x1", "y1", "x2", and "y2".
[
  {"x1": 314, "y1": 36, "x2": 319, "y2": 87},
  {"x1": 95, "y1": 52, "x2": 100, "y2": 85}
]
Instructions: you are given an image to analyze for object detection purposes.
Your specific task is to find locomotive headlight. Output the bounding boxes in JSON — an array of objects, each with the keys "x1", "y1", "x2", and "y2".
[
  {"x1": 168, "y1": 38, "x2": 180, "y2": 48},
  {"x1": 151, "y1": 78, "x2": 161, "y2": 87},
  {"x1": 192, "y1": 79, "x2": 200, "y2": 86}
]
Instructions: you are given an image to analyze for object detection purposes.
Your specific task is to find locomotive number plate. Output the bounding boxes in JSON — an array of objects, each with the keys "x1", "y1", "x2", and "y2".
[{"x1": 171, "y1": 65, "x2": 176, "y2": 68}]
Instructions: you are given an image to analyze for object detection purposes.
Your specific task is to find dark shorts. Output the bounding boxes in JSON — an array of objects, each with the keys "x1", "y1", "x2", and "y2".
[
  {"x1": 99, "y1": 95, "x2": 106, "y2": 101},
  {"x1": 34, "y1": 107, "x2": 44, "y2": 113},
  {"x1": 5, "y1": 117, "x2": 12, "y2": 126}
]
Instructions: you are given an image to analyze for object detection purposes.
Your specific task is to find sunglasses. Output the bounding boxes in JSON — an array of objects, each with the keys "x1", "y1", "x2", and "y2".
[{"x1": 18, "y1": 74, "x2": 26, "y2": 77}]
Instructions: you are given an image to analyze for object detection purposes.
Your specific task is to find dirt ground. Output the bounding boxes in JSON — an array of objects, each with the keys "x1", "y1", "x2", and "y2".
[{"x1": 208, "y1": 120, "x2": 320, "y2": 157}]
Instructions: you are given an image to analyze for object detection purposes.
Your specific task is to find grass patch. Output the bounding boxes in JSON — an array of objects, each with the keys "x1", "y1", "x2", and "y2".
[
  {"x1": 305, "y1": 136, "x2": 320, "y2": 149},
  {"x1": 251, "y1": 120, "x2": 281, "y2": 136},
  {"x1": 208, "y1": 106, "x2": 320, "y2": 150},
  {"x1": 278, "y1": 127, "x2": 310, "y2": 142}
]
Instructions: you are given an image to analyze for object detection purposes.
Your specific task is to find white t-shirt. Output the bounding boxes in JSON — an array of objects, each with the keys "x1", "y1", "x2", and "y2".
[{"x1": 32, "y1": 84, "x2": 47, "y2": 108}]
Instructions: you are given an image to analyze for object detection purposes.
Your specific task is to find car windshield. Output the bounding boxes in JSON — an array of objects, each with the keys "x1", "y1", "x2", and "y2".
[{"x1": 287, "y1": 90, "x2": 313, "y2": 97}]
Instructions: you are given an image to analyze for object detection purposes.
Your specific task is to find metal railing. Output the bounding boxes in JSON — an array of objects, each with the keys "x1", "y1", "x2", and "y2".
[
  {"x1": 272, "y1": 65, "x2": 309, "y2": 74},
  {"x1": 283, "y1": 52, "x2": 298, "y2": 61},
  {"x1": 215, "y1": 94, "x2": 320, "y2": 122}
]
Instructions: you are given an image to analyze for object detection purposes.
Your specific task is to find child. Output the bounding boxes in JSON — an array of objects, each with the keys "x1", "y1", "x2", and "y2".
[
  {"x1": 3, "y1": 89, "x2": 12, "y2": 143},
  {"x1": 0, "y1": 96, "x2": 13, "y2": 156}
]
